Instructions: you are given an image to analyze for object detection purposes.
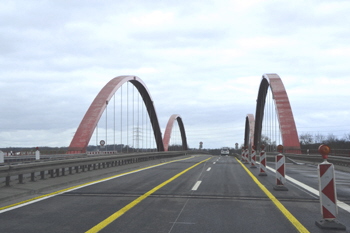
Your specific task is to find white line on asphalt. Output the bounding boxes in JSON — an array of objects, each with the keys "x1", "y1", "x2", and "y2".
[
  {"x1": 207, "y1": 167, "x2": 211, "y2": 171},
  {"x1": 192, "y1": 181, "x2": 202, "y2": 191},
  {"x1": 213, "y1": 162, "x2": 216, "y2": 164},
  {"x1": 265, "y1": 165, "x2": 350, "y2": 214}
]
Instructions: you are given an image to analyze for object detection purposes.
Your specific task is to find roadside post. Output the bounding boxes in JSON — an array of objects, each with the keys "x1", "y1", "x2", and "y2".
[
  {"x1": 250, "y1": 145, "x2": 257, "y2": 168},
  {"x1": 0, "y1": 150, "x2": 4, "y2": 163},
  {"x1": 259, "y1": 144, "x2": 267, "y2": 176},
  {"x1": 273, "y1": 145, "x2": 288, "y2": 191},
  {"x1": 244, "y1": 147, "x2": 249, "y2": 164},
  {"x1": 315, "y1": 145, "x2": 346, "y2": 230},
  {"x1": 35, "y1": 147, "x2": 40, "y2": 161}
]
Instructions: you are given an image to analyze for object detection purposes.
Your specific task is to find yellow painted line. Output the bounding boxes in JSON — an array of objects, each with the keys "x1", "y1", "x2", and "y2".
[
  {"x1": 0, "y1": 156, "x2": 198, "y2": 212},
  {"x1": 85, "y1": 157, "x2": 212, "y2": 233},
  {"x1": 235, "y1": 158, "x2": 310, "y2": 233}
]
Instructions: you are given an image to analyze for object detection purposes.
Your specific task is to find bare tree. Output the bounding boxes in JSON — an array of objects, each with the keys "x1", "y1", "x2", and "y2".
[
  {"x1": 343, "y1": 133, "x2": 350, "y2": 142},
  {"x1": 314, "y1": 133, "x2": 325, "y2": 144},
  {"x1": 326, "y1": 133, "x2": 337, "y2": 144},
  {"x1": 299, "y1": 133, "x2": 313, "y2": 145}
]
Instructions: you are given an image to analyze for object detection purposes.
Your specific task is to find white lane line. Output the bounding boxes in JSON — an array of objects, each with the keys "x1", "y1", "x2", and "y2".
[
  {"x1": 192, "y1": 181, "x2": 202, "y2": 191},
  {"x1": 207, "y1": 167, "x2": 211, "y2": 171},
  {"x1": 265, "y1": 165, "x2": 350, "y2": 213},
  {"x1": 213, "y1": 162, "x2": 216, "y2": 164}
]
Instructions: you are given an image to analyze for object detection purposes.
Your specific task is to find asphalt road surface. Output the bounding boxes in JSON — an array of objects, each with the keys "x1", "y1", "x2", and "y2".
[{"x1": 0, "y1": 154, "x2": 349, "y2": 233}]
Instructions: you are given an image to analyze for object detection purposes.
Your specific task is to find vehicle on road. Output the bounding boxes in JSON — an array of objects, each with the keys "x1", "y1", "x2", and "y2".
[{"x1": 220, "y1": 147, "x2": 229, "y2": 156}]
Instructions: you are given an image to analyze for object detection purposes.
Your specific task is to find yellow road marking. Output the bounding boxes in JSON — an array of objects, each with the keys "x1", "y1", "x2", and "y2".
[
  {"x1": 85, "y1": 157, "x2": 212, "y2": 233},
  {"x1": 0, "y1": 156, "x2": 197, "y2": 211},
  {"x1": 235, "y1": 158, "x2": 310, "y2": 233}
]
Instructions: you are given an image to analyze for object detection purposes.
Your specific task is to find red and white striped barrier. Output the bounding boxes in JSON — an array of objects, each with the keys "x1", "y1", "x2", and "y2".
[
  {"x1": 250, "y1": 146, "x2": 257, "y2": 168},
  {"x1": 315, "y1": 145, "x2": 346, "y2": 230},
  {"x1": 318, "y1": 162, "x2": 337, "y2": 219},
  {"x1": 244, "y1": 148, "x2": 249, "y2": 164},
  {"x1": 241, "y1": 149, "x2": 244, "y2": 162},
  {"x1": 259, "y1": 145, "x2": 267, "y2": 176},
  {"x1": 273, "y1": 145, "x2": 288, "y2": 191}
]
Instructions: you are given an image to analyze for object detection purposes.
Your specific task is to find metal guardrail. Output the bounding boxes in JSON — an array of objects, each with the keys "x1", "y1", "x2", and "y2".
[
  {"x1": 284, "y1": 153, "x2": 350, "y2": 167},
  {"x1": 0, "y1": 151, "x2": 195, "y2": 187},
  {"x1": 235, "y1": 152, "x2": 350, "y2": 168}
]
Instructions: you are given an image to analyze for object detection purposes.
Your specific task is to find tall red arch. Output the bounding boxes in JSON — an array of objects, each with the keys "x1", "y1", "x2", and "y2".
[
  {"x1": 163, "y1": 114, "x2": 188, "y2": 151},
  {"x1": 68, "y1": 75, "x2": 164, "y2": 153},
  {"x1": 244, "y1": 114, "x2": 255, "y2": 150},
  {"x1": 253, "y1": 73, "x2": 301, "y2": 153}
]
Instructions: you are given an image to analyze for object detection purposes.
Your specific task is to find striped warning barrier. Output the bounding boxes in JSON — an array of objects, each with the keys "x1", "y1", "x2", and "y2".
[
  {"x1": 318, "y1": 162, "x2": 337, "y2": 219},
  {"x1": 244, "y1": 148, "x2": 249, "y2": 164},
  {"x1": 250, "y1": 146, "x2": 257, "y2": 168},
  {"x1": 259, "y1": 145, "x2": 267, "y2": 176},
  {"x1": 273, "y1": 145, "x2": 288, "y2": 191},
  {"x1": 315, "y1": 145, "x2": 346, "y2": 230}
]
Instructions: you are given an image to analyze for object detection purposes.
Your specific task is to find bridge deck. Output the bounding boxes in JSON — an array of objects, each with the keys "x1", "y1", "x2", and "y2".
[{"x1": 0, "y1": 154, "x2": 349, "y2": 232}]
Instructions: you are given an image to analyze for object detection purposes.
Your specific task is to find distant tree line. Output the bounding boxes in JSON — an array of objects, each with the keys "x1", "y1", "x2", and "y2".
[{"x1": 299, "y1": 132, "x2": 350, "y2": 151}]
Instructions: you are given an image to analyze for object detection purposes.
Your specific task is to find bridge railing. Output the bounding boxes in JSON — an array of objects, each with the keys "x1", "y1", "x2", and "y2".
[
  {"x1": 0, "y1": 151, "x2": 200, "y2": 187},
  {"x1": 283, "y1": 153, "x2": 350, "y2": 168}
]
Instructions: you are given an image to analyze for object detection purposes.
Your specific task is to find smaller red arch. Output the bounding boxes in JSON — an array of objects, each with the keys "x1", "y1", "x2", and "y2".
[
  {"x1": 163, "y1": 114, "x2": 188, "y2": 151},
  {"x1": 244, "y1": 114, "x2": 255, "y2": 149}
]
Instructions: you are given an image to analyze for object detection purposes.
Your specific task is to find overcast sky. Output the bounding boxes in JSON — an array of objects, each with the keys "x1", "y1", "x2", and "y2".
[{"x1": 1, "y1": 0, "x2": 350, "y2": 149}]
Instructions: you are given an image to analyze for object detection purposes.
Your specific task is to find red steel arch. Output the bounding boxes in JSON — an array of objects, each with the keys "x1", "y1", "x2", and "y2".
[
  {"x1": 68, "y1": 75, "x2": 164, "y2": 153},
  {"x1": 244, "y1": 114, "x2": 255, "y2": 150},
  {"x1": 253, "y1": 73, "x2": 301, "y2": 153},
  {"x1": 163, "y1": 114, "x2": 188, "y2": 151}
]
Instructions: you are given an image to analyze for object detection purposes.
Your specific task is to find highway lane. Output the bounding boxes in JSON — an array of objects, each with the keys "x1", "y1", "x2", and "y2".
[{"x1": 0, "y1": 154, "x2": 349, "y2": 232}]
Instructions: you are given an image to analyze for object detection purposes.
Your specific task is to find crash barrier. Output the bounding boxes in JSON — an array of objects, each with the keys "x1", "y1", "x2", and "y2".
[
  {"x1": 283, "y1": 153, "x2": 350, "y2": 168},
  {"x1": 86, "y1": 151, "x2": 118, "y2": 155},
  {"x1": 0, "y1": 151, "x2": 195, "y2": 187},
  {"x1": 315, "y1": 145, "x2": 346, "y2": 230}
]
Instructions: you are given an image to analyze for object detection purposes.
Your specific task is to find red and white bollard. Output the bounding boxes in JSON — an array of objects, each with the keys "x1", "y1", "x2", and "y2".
[
  {"x1": 244, "y1": 148, "x2": 249, "y2": 164},
  {"x1": 315, "y1": 145, "x2": 346, "y2": 230},
  {"x1": 259, "y1": 144, "x2": 267, "y2": 176},
  {"x1": 250, "y1": 145, "x2": 257, "y2": 168},
  {"x1": 273, "y1": 145, "x2": 288, "y2": 191},
  {"x1": 241, "y1": 148, "x2": 245, "y2": 162}
]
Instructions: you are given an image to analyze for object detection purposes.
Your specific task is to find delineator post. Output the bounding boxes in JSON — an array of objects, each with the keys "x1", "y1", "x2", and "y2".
[
  {"x1": 273, "y1": 145, "x2": 288, "y2": 191},
  {"x1": 259, "y1": 144, "x2": 267, "y2": 176},
  {"x1": 244, "y1": 148, "x2": 249, "y2": 164},
  {"x1": 315, "y1": 145, "x2": 346, "y2": 230},
  {"x1": 250, "y1": 145, "x2": 257, "y2": 168},
  {"x1": 35, "y1": 147, "x2": 40, "y2": 161}
]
